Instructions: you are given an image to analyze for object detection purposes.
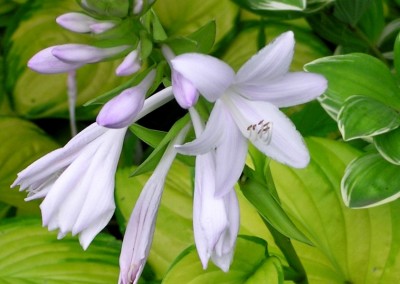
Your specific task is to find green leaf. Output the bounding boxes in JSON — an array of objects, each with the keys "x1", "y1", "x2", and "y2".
[
  {"x1": 289, "y1": 101, "x2": 339, "y2": 138},
  {"x1": 334, "y1": 0, "x2": 372, "y2": 26},
  {"x1": 337, "y1": 95, "x2": 400, "y2": 140},
  {"x1": 0, "y1": 218, "x2": 120, "y2": 283},
  {"x1": 162, "y1": 236, "x2": 283, "y2": 284},
  {"x1": 342, "y1": 153, "x2": 400, "y2": 208},
  {"x1": 5, "y1": 0, "x2": 129, "y2": 119},
  {"x1": 374, "y1": 128, "x2": 400, "y2": 165},
  {"x1": 130, "y1": 114, "x2": 189, "y2": 177},
  {"x1": 0, "y1": 116, "x2": 58, "y2": 212},
  {"x1": 239, "y1": 178, "x2": 311, "y2": 245},
  {"x1": 153, "y1": 0, "x2": 238, "y2": 44},
  {"x1": 305, "y1": 53, "x2": 400, "y2": 119},
  {"x1": 130, "y1": 124, "x2": 166, "y2": 148},
  {"x1": 150, "y1": 10, "x2": 168, "y2": 41},
  {"x1": 165, "y1": 21, "x2": 217, "y2": 55},
  {"x1": 260, "y1": 137, "x2": 400, "y2": 282},
  {"x1": 115, "y1": 161, "x2": 193, "y2": 278},
  {"x1": 357, "y1": 0, "x2": 384, "y2": 43},
  {"x1": 306, "y1": 12, "x2": 367, "y2": 52}
]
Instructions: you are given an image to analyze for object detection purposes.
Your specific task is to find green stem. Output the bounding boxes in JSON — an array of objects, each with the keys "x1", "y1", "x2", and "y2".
[
  {"x1": 262, "y1": 218, "x2": 308, "y2": 284},
  {"x1": 263, "y1": 165, "x2": 308, "y2": 284}
]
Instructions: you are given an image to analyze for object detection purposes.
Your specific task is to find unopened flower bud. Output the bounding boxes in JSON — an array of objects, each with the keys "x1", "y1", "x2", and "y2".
[
  {"x1": 96, "y1": 70, "x2": 156, "y2": 128},
  {"x1": 56, "y1": 12, "x2": 116, "y2": 34},
  {"x1": 162, "y1": 45, "x2": 199, "y2": 109},
  {"x1": 51, "y1": 44, "x2": 130, "y2": 64},
  {"x1": 116, "y1": 50, "x2": 141, "y2": 76},
  {"x1": 28, "y1": 46, "x2": 83, "y2": 74}
]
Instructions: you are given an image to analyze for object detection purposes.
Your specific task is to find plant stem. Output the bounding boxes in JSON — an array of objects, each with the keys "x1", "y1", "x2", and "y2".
[{"x1": 264, "y1": 165, "x2": 308, "y2": 284}]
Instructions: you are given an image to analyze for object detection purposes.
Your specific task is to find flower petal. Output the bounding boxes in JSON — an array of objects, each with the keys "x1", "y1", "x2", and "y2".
[
  {"x1": 193, "y1": 153, "x2": 228, "y2": 269},
  {"x1": 236, "y1": 31, "x2": 295, "y2": 84},
  {"x1": 214, "y1": 104, "x2": 248, "y2": 197},
  {"x1": 171, "y1": 53, "x2": 235, "y2": 102},
  {"x1": 12, "y1": 123, "x2": 107, "y2": 189},
  {"x1": 235, "y1": 72, "x2": 327, "y2": 107},
  {"x1": 223, "y1": 93, "x2": 310, "y2": 168},
  {"x1": 72, "y1": 128, "x2": 126, "y2": 236},
  {"x1": 211, "y1": 190, "x2": 239, "y2": 272},
  {"x1": 175, "y1": 101, "x2": 226, "y2": 155}
]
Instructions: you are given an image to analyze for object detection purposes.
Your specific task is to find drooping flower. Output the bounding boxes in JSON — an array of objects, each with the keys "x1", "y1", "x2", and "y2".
[
  {"x1": 118, "y1": 125, "x2": 189, "y2": 284},
  {"x1": 162, "y1": 45, "x2": 199, "y2": 109},
  {"x1": 11, "y1": 123, "x2": 126, "y2": 249},
  {"x1": 172, "y1": 31, "x2": 327, "y2": 197},
  {"x1": 188, "y1": 108, "x2": 240, "y2": 271},
  {"x1": 11, "y1": 83, "x2": 175, "y2": 249}
]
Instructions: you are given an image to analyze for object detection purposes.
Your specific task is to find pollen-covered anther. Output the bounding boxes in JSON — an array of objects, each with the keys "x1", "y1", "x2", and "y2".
[{"x1": 246, "y1": 120, "x2": 272, "y2": 144}]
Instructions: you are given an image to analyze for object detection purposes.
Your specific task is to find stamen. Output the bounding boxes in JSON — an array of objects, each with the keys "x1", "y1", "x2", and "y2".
[{"x1": 246, "y1": 120, "x2": 273, "y2": 144}]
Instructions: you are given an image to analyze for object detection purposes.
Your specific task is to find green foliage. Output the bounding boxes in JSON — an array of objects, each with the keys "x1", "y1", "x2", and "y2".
[
  {"x1": 337, "y1": 95, "x2": 400, "y2": 141},
  {"x1": 162, "y1": 236, "x2": 284, "y2": 284},
  {"x1": 341, "y1": 153, "x2": 400, "y2": 208},
  {"x1": 0, "y1": 116, "x2": 58, "y2": 212},
  {"x1": 267, "y1": 137, "x2": 400, "y2": 283},
  {"x1": 0, "y1": 218, "x2": 121, "y2": 283},
  {"x1": 305, "y1": 53, "x2": 400, "y2": 119},
  {"x1": 239, "y1": 176, "x2": 311, "y2": 245}
]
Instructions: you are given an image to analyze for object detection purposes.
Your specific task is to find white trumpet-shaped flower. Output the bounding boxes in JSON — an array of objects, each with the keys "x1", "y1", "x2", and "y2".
[
  {"x1": 11, "y1": 123, "x2": 127, "y2": 249},
  {"x1": 172, "y1": 31, "x2": 327, "y2": 197},
  {"x1": 11, "y1": 84, "x2": 175, "y2": 249},
  {"x1": 118, "y1": 125, "x2": 189, "y2": 284},
  {"x1": 188, "y1": 108, "x2": 240, "y2": 272}
]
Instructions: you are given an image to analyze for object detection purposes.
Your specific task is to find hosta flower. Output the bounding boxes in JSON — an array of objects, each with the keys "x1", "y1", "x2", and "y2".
[
  {"x1": 172, "y1": 31, "x2": 327, "y2": 196},
  {"x1": 11, "y1": 80, "x2": 175, "y2": 249},
  {"x1": 118, "y1": 125, "x2": 189, "y2": 284},
  {"x1": 189, "y1": 108, "x2": 240, "y2": 271},
  {"x1": 11, "y1": 123, "x2": 127, "y2": 249}
]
